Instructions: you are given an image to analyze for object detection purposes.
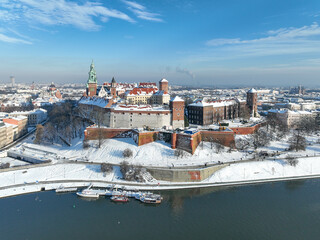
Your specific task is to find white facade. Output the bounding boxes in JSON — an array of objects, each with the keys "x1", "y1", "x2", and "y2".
[{"x1": 9, "y1": 108, "x2": 48, "y2": 126}]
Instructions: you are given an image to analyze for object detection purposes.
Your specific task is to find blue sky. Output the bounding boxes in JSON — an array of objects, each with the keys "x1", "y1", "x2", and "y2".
[{"x1": 1, "y1": 0, "x2": 320, "y2": 87}]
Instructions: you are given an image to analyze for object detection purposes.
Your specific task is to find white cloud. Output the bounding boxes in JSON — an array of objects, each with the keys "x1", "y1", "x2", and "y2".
[
  {"x1": 201, "y1": 22, "x2": 320, "y2": 61},
  {"x1": 206, "y1": 23, "x2": 320, "y2": 47},
  {"x1": 0, "y1": 0, "x2": 135, "y2": 31},
  {"x1": 123, "y1": 0, "x2": 163, "y2": 22},
  {"x1": 0, "y1": 32, "x2": 32, "y2": 44}
]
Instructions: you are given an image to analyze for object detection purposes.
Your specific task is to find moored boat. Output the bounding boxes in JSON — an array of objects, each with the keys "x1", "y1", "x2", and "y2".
[
  {"x1": 110, "y1": 195, "x2": 129, "y2": 203},
  {"x1": 76, "y1": 190, "x2": 100, "y2": 198},
  {"x1": 139, "y1": 193, "x2": 162, "y2": 204},
  {"x1": 76, "y1": 185, "x2": 105, "y2": 198}
]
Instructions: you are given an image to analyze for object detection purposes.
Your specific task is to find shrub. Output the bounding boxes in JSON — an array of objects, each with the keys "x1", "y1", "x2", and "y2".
[
  {"x1": 174, "y1": 149, "x2": 186, "y2": 158},
  {"x1": 286, "y1": 156, "x2": 299, "y2": 167},
  {"x1": 83, "y1": 139, "x2": 90, "y2": 149},
  {"x1": 123, "y1": 148, "x2": 133, "y2": 158},
  {"x1": 101, "y1": 163, "x2": 113, "y2": 173},
  {"x1": 119, "y1": 161, "x2": 146, "y2": 182},
  {"x1": 0, "y1": 163, "x2": 10, "y2": 169}
]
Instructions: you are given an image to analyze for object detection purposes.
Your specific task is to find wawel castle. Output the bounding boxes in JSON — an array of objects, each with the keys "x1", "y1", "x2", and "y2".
[{"x1": 79, "y1": 61, "x2": 184, "y2": 130}]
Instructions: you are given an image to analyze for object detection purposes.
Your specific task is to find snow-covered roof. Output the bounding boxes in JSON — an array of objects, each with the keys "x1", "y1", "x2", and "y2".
[
  {"x1": 189, "y1": 100, "x2": 236, "y2": 107},
  {"x1": 112, "y1": 104, "x2": 170, "y2": 112},
  {"x1": 153, "y1": 90, "x2": 169, "y2": 96},
  {"x1": 79, "y1": 96, "x2": 112, "y2": 108},
  {"x1": 170, "y1": 96, "x2": 184, "y2": 102},
  {"x1": 160, "y1": 78, "x2": 168, "y2": 83},
  {"x1": 248, "y1": 88, "x2": 257, "y2": 93}
]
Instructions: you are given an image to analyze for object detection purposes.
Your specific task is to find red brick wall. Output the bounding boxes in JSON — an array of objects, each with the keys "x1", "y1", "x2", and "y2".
[
  {"x1": 171, "y1": 132, "x2": 177, "y2": 149},
  {"x1": 171, "y1": 101, "x2": 185, "y2": 121},
  {"x1": 138, "y1": 131, "x2": 159, "y2": 146},
  {"x1": 84, "y1": 127, "x2": 131, "y2": 140},
  {"x1": 230, "y1": 123, "x2": 263, "y2": 135},
  {"x1": 174, "y1": 130, "x2": 236, "y2": 154},
  {"x1": 88, "y1": 83, "x2": 97, "y2": 97},
  {"x1": 201, "y1": 131, "x2": 235, "y2": 148},
  {"x1": 159, "y1": 81, "x2": 168, "y2": 92}
]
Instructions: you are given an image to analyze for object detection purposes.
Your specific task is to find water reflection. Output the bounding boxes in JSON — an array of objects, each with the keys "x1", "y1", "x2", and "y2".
[{"x1": 284, "y1": 179, "x2": 306, "y2": 190}]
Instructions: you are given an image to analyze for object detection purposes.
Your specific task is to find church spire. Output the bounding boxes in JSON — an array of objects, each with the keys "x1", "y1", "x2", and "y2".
[
  {"x1": 86, "y1": 61, "x2": 98, "y2": 97},
  {"x1": 87, "y1": 60, "x2": 97, "y2": 84}
]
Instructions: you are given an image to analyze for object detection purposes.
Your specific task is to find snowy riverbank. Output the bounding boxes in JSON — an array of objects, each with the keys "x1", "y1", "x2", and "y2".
[{"x1": 1, "y1": 155, "x2": 320, "y2": 198}]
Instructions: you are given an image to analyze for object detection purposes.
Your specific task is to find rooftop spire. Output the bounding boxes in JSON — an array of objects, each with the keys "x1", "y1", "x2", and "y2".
[{"x1": 87, "y1": 61, "x2": 97, "y2": 84}]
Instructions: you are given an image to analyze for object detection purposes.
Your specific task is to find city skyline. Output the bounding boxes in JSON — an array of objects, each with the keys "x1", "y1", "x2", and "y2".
[{"x1": 1, "y1": 0, "x2": 320, "y2": 87}]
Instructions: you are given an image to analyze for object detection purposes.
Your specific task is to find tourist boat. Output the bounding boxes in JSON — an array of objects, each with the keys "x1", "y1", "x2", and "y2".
[
  {"x1": 139, "y1": 194, "x2": 162, "y2": 204},
  {"x1": 76, "y1": 189, "x2": 100, "y2": 198},
  {"x1": 110, "y1": 195, "x2": 129, "y2": 203},
  {"x1": 76, "y1": 185, "x2": 105, "y2": 198}
]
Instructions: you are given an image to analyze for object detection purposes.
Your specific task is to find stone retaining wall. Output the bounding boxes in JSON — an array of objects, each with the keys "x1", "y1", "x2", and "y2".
[{"x1": 147, "y1": 163, "x2": 229, "y2": 182}]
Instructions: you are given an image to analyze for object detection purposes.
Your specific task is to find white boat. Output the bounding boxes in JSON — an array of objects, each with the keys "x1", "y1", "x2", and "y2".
[
  {"x1": 139, "y1": 194, "x2": 162, "y2": 204},
  {"x1": 76, "y1": 189, "x2": 100, "y2": 198},
  {"x1": 76, "y1": 185, "x2": 105, "y2": 198}
]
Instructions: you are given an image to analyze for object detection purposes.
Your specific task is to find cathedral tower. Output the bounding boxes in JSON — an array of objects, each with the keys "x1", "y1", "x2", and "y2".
[{"x1": 86, "y1": 61, "x2": 98, "y2": 97}]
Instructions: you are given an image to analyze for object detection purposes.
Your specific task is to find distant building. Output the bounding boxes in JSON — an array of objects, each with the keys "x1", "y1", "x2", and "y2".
[
  {"x1": 268, "y1": 109, "x2": 314, "y2": 127},
  {"x1": 124, "y1": 79, "x2": 170, "y2": 105},
  {"x1": 290, "y1": 85, "x2": 305, "y2": 95},
  {"x1": 8, "y1": 108, "x2": 47, "y2": 126}
]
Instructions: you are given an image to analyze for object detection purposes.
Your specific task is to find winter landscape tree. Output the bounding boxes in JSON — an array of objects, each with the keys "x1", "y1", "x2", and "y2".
[{"x1": 288, "y1": 133, "x2": 307, "y2": 152}]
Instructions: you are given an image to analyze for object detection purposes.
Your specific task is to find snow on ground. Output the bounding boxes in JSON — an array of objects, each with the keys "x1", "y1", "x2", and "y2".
[
  {"x1": 17, "y1": 138, "x2": 248, "y2": 167},
  {"x1": 0, "y1": 163, "x2": 114, "y2": 189},
  {"x1": 208, "y1": 156, "x2": 320, "y2": 183},
  {"x1": 0, "y1": 157, "x2": 29, "y2": 167}
]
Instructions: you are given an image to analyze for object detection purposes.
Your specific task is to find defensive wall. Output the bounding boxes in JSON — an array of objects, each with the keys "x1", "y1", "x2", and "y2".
[
  {"x1": 84, "y1": 126, "x2": 131, "y2": 140},
  {"x1": 83, "y1": 122, "x2": 263, "y2": 155},
  {"x1": 230, "y1": 122, "x2": 264, "y2": 135}
]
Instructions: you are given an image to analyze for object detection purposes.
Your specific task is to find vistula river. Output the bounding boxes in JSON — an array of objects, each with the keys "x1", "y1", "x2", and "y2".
[{"x1": 1, "y1": 179, "x2": 320, "y2": 240}]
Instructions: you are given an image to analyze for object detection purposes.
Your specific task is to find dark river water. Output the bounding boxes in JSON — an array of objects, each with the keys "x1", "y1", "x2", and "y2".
[{"x1": 1, "y1": 179, "x2": 320, "y2": 240}]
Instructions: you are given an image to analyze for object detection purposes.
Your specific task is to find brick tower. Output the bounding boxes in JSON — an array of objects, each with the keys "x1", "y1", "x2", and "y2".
[
  {"x1": 246, "y1": 88, "x2": 258, "y2": 117},
  {"x1": 170, "y1": 96, "x2": 185, "y2": 129},
  {"x1": 159, "y1": 78, "x2": 169, "y2": 92},
  {"x1": 110, "y1": 77, "x2": 117, "y2": 98}
]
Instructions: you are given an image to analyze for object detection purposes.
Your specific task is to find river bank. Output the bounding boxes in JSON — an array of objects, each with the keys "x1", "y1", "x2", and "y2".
[{"x1": 1, "y1": 155, "x2": 320, "y2": 198}]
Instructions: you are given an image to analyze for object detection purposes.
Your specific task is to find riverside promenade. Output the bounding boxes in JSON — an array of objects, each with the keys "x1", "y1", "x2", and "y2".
[{"x1": 1, "y1": 156, "x2": 320, "y2": 198}]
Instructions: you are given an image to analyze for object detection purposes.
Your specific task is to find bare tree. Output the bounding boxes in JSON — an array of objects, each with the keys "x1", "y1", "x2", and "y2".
[
  {"x1": 119, "y1": 161, "x2": 146, "y2": 182},
  {"x1": 253, "y1": 128, "x2": 271, "y2": 149},
  {"x1": 236, "y1": 137, "x2": 250, "y2": 151},
  {"x1": 286, "y1": 156, "x2": 299, "y2": 167},
  {"x1": 123, "y1": 148, "x2": 133, "y2": 158},
  {"x1": 101, "y1": 163, "x2": 113, "y2": 173},
  {"x1": 174, "y1": 149, "x2": 186, "y2": 158},
  {"x1": 297, "y1": 116, "x2": 318, "y2": 135},
  {"x1": 215, "y1": 141, "x2": 224, "y2": 153},
  {"x1": 239, "y1": 106, "x2": 251, "y2": 120},
  {"x1": 34, "y1": 124, "x2": 44, "y2": 144},
  {"x1": 288, "y1": 133, "x2": 306, "y2": 152},
  {"x1": 83, "y1": 139, "x2": 90, "y2": 149},
  {"x1": 94, "y1": 110, "x2": 105, "y2": 148},
  {"x1": 0, "y1": 163, "x2": 10, "y2": 169},
  {"x1": 45, "y1": 122, "x2": 56, "y2": 144}
]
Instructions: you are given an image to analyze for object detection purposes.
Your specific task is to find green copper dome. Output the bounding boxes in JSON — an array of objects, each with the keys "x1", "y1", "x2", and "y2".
[{"x1": 87, "y1": 60, "x2": 97, "y2": 84}]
